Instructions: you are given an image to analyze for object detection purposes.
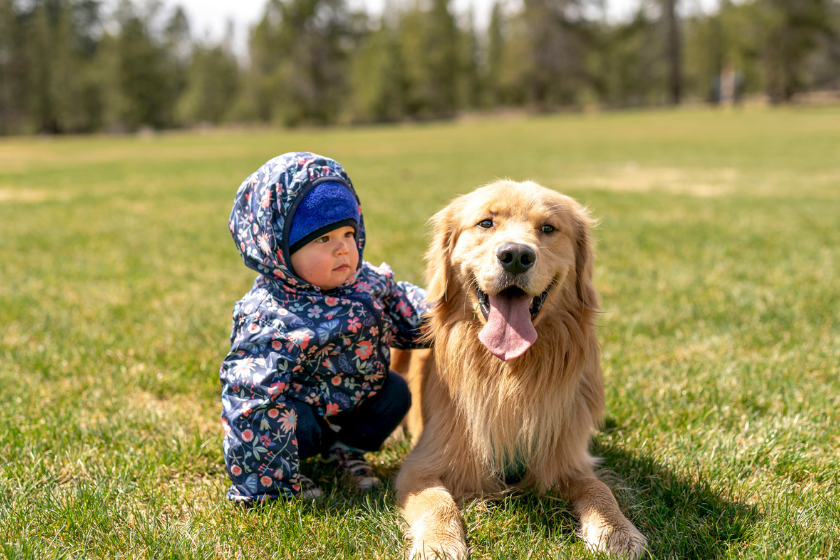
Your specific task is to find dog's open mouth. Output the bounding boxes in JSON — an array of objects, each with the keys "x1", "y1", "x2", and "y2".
[
  {"x1": 474, "y1": 283, "x2": 553, "y2": 362},
  {"x1": 475, "y1": 285, "x2": 551, "y2": 322}
]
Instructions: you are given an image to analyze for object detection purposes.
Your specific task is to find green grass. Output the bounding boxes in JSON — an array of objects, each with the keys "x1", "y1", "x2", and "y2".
[{"x1": 1, "y1": 106, "x2": 839, "y2": 558}]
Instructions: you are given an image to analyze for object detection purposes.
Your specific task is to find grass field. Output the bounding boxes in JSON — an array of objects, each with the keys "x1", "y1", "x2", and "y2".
[{"x1": 1, "y1": 106, "x2": 839, "y2": 559}]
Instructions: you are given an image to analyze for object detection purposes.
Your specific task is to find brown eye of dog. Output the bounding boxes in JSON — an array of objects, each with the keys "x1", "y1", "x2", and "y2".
[
  {"x1": 541, "y1": 224, "x2": 555, "y2": 233},
  {"x1": 477, "y1": 219, "x2": 493, "y2": 229}
]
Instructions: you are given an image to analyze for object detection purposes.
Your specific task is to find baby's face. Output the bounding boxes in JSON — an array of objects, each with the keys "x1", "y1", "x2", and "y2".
[{"x1": 290, "y1": 226, "x2": 359, "y2": 290}]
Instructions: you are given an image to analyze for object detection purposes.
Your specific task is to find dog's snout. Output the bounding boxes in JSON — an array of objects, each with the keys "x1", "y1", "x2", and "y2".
[{"x1": 496, "y1": 243, "x2": 536, "y2": 275}]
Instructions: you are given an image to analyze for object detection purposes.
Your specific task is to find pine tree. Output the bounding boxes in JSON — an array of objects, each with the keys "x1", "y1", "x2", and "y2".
[
  {"x1": 178, "y1": 32, "x2": 241, "y2": 125},
  {"x1": 486, "y1": 1, "x2": 505, "y2": 107},
  {"x1": 460, "y1": 10, "x2": 482, "y2": 110},
  {"x1": 0, "y1": 0, "x2": 30, "y2": 133},
  {"x1": 664, "y1": 0, "x2": 682, "y2": 104},
  {"x1": 759, "y1": 0, "x2": 833, "y2": 102},
  {"x1": 241, "y1": 0, "x2": 359, "y2": 126},
  {"x1": 105, "y1": 0, "x2": 176, "y2": 130},
  {"x1": 349, "y1": 17, "x2": 407, "y2": 122},
  {"x1": 425, "y1": 0, "x2": 460, "y2": 115},
  {"x1": 520, "y1": 0, "x2": 589, "y2": 108}
]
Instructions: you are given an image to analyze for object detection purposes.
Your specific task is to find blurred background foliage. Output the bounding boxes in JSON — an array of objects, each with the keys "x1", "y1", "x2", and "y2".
[{"x1": 0, "y1": 0, "x2": 839, "y2": 134}]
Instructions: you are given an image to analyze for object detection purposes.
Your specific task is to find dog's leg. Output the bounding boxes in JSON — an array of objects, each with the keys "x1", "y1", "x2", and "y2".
[
  {"x1": 395, "y1": 352, "x2": 471, "y2": 558},
  {"x1": 396, "y1": 470, "x2": 468, "y2": 560},
  {"x1": 565, "y1": 474, "x2": 646, "y2": 558},
  {"x1": 390, "y1": 348, "x2": 431, "y2": 445}
]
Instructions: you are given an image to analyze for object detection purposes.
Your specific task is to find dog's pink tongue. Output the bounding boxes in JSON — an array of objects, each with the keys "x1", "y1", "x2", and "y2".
[{"x1": 478, "y1": 293, "x2": 537, "y2": 361}]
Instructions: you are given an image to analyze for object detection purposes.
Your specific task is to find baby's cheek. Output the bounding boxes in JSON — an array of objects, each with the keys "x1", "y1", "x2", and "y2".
[
  {"x1": 350, "y1": 244, "x2": 360, "y2": 269},
  {"x1": 301, "y1": 256, "x2": 329, "y2": 285}
]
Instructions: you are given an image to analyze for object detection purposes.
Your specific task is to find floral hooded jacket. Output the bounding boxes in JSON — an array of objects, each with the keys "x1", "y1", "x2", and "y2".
[{"x1": 220, "y1": 152, "x2": 428, "y2": 502}]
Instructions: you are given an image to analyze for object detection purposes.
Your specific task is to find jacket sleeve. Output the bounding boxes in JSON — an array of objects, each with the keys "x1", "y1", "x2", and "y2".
[
  {"x1": 219, "y1": 301, "x2": 306, "y2": 502},
  {"x1": 381, "y1": 271, "x2": 431, "y2": 350}
]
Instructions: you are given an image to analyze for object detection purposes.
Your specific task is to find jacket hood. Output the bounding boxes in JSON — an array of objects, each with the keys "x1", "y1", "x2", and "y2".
[{"x1": 229, "y1": 152, "x2": 366, "y2": 291}]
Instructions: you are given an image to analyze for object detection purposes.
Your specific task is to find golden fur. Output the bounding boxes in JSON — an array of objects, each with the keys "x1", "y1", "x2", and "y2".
[{"x1": 393, "y1": 180, "x2": 646, "y2": 559}]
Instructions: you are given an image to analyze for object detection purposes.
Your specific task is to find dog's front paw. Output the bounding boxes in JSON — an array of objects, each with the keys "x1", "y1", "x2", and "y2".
[
  {"x1": 580, "y1": 521, "x2": 646, "y2": 559},
  {"x1": 408, "y1": 519, "x2": 468, "y2": 560},
  {"x1": 408, "y1": 539, "x2": 468, "y2": 560}
]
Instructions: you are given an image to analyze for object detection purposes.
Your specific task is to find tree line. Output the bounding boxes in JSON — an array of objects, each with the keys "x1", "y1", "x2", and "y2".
[{"x1": 0, "y1": 0, "x2": 838, "y2": 135}]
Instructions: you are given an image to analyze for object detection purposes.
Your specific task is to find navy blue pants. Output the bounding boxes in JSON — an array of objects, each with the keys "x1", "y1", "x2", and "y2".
[{"x1": 295, "y1": 371, "x2": 411, "y2": 459}]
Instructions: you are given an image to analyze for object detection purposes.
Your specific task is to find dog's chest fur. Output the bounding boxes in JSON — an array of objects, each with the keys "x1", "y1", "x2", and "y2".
[{"x1": 445, "y1": 345, "x2": 582, "y2": 479}]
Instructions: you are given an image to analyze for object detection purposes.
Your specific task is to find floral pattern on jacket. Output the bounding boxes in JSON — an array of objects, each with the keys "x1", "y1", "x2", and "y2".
[{"x1": 220, "y1": 152, "x2": 428, "y2": 502}]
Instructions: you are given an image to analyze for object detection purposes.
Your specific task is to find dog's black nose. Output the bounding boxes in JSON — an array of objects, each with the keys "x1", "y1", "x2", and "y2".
[{"x1": 496, "y1": 243, "x2": 536, "y2": 275}]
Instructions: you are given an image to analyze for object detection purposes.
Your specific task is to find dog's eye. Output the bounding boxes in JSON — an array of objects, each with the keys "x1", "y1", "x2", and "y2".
[
  {"x1": 541, "y1": 224, "x2": 555, "y2": 233},
  {"x1": 477, "y1": 219, "x2": 493, "y2": 229}
]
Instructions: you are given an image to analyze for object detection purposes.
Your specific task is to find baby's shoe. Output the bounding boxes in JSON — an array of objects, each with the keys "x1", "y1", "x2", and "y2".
[
  {"x1": 298, "y1": 474, "x2": 323, "y2": 501},
  {"x1": 328, "y1": 444, "x2": 380, "y2": 492}
]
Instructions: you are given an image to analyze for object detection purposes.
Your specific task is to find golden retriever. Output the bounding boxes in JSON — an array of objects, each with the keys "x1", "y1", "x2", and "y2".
[{"x1": 393, "y1": 180, "x2": 646, "y2": 559}]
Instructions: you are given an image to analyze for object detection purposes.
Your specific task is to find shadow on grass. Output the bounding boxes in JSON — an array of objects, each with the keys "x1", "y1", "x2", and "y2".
[
  {"x1": 590, "y1": 435, "x2": 757, "y2": 559},
  {"x1": 457, "y1": 437, "x2": 758, "y2": 559}
]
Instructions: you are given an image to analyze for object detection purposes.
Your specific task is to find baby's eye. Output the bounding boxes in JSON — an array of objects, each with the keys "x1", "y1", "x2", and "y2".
[
  {"x1": 315, "y1": 235, "x2": 330, "y2": 243},
  {"x1": 344, "y1": 231, "x2": 355, "y2": 238}
]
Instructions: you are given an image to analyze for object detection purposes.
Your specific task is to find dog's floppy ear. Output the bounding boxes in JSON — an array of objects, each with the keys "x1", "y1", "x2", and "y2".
[
  {"x1": 425, "y1": 201, "x2": 461, "y2": 305},
  {"x1": 571, "y1": 205, "x2": 598, "y2": 312}
]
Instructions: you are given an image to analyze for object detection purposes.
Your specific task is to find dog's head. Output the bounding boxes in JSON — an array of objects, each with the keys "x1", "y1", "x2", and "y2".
[{"x1": 426, "y1": 180, "x2": 597, "y2": 361}]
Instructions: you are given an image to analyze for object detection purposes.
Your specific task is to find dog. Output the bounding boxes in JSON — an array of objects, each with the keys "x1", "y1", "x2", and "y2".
[{"x1": 393, "y1": 180, "x2": 646, "y2": 559}]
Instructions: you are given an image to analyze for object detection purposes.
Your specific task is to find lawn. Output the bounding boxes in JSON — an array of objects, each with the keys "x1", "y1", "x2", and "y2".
[{"x1": 1, "y1": 106, "x2": 839, "y2": 559}]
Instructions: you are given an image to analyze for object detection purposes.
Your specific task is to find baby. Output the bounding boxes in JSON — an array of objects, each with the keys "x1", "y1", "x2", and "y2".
[{"x1": 220, "y1": 152, "x2": 428, "y2": 502}]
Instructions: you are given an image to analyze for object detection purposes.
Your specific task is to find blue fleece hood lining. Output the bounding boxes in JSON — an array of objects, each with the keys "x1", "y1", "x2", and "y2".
[{"x1": 281, "y1": 176, "x2": 363, "y2": 288}]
